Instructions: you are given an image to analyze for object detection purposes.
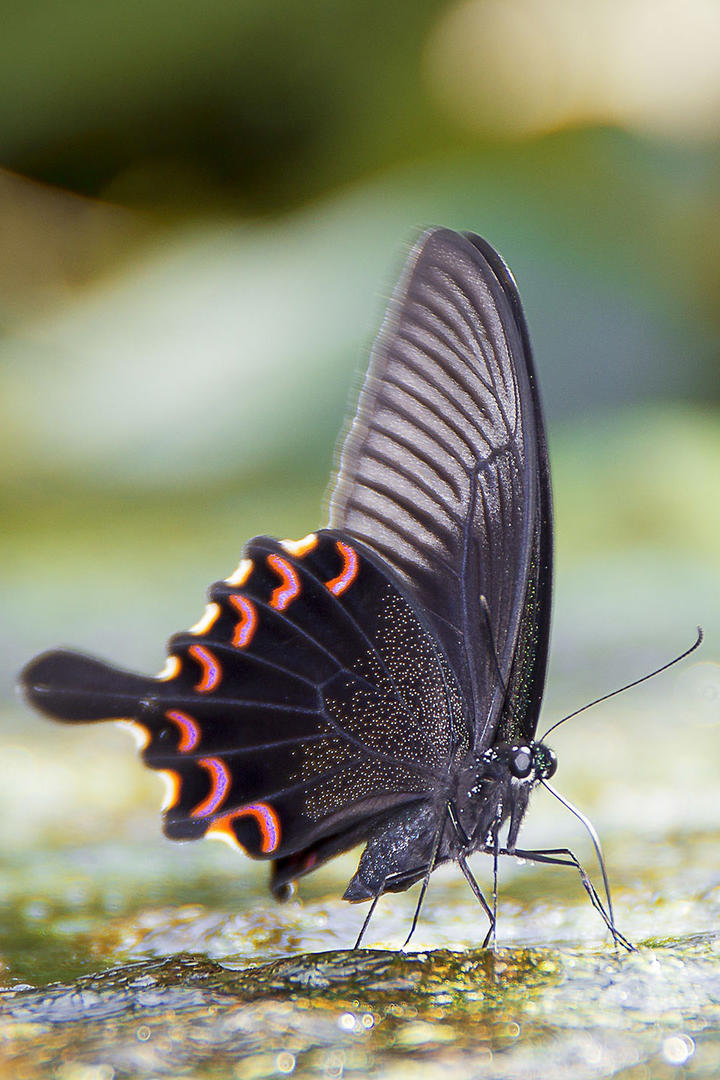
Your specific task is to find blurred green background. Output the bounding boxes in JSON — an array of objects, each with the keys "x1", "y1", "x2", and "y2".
[
  {"x1": 2, "y1": 0, "x2": 719, "y2": 683},
  {"x1": 2, "y1": 0, "x2": 720, "y2": 1011}
]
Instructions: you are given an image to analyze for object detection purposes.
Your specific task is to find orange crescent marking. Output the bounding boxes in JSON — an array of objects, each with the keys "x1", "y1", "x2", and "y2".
[
  {"x1": 267, "y1": 554, "x2": 301, "y2": 611},
  {"x1": 157, "y1": 655, "x2": 181, "y2": 681},
  {"x1": 191, "y1": 757, "x2": 231, "y2": 818},
  {"x1": 207, "y1": 802, "x2": 281, "y2": 854},
  {"x1": 188, "y1": 644, "x2": 221, "y2": 692},
  {"x1": 225, "y1": 557, "x2": 253, "y2": 586},
  {"x1": 165, "y1": 709, "x2": 201, "y2": 753},
  {"x1": 188, "y1": 602, "x2": 221, "y2": 635},
  {"x1": 228, "y1": 594, "x2": 258, "y2": 648},
  {"x1": 116, "y1": 720, "x2": 151, "y2": 751},
  {"x1": 325, "y1": 542, "x2": 359, "y2": 596},
  {"x1": 280, "y1": 533, "x2": 318, "y2": 558},
  {"x1": 158, "y1": 769, "x2": 182, "y2": 811}
]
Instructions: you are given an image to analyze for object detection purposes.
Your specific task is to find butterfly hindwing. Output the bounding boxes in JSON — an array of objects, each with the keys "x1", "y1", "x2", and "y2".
[{"x1": 94, "y1": 531, "x2": 470, "y2": 862}]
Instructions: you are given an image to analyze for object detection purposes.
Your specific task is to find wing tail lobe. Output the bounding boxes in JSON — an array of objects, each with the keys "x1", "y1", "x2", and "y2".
[{"x1": 20, "y1": 649, "x2": 156, "y2": 722}]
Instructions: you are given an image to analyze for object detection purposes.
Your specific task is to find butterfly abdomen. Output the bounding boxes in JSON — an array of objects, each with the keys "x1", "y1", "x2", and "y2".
[{"x1": 21, "y1": 650, "x2": 157, "y2": 723}]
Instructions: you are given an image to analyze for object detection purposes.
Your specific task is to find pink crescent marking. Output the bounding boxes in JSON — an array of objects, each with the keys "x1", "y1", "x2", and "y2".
[
  {"x1": 267, "y1": 554, "x2": 301, "y2": 611},
  {"x1": 228, "y1": 594, "x2": 258, "y2": 648},
  {"x1": 191, "y1": 757, "x2": 231, "y2": 818},
  {"x1": 188, "y1": 644, "x2": 221, "y2": 693},
  {"x1": 324, "y1": 542, "x2": 359, "y2": 596},
  {"x1": 213, "y1": 802, "x2": 281, "y2": 853},
  {"x1": 165, "y1": 709, "x2": 200, "y2": 752}
]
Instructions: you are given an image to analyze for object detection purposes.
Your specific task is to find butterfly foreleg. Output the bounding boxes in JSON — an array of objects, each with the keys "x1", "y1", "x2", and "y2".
[{"x1": 502, "y1": 846, "x2": 633, "y2": 951}]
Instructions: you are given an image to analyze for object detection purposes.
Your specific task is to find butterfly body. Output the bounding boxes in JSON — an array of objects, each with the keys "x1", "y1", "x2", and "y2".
[
  {"x1": 22, "y1": 227, "x2": 575, "y2": 940},
  {"x1": 344, "y1": 740, "x2": 557, "y2": 903}
]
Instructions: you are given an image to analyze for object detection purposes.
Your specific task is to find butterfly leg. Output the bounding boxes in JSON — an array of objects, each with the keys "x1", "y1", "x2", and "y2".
[
  {"x1": 447, "y1": 801, "x2": 495, "y2": 947},
  {"x1": 503, "y1": 846, "x2": 634, "y2": 951},
  {"x1": 401, "y1": 809, "x2": 449, "y2": 950},
  {"x1": 353, "y1": 858, "x2": 440, "y2": 951},
  {"x1": 490, "y1": 829, "x2": 500, "y2": 950},
  {"x1": 354, "y1": 891, "x2": 383, "y2": 950},
  {"x1": 457, "y1": 853, "x2": 495, "y2": 947}
]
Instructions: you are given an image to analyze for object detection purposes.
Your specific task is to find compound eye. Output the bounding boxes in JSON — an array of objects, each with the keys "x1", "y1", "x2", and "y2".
[
  {"x1": 510, "y1": 746, "x2": 533, "y2": 779},
  {"x1": 541, "y1": 748, "x2": 558, "y2": 779}
]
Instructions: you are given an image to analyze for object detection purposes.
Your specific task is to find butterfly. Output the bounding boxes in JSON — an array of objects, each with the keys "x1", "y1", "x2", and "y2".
[{"x1": 21, "y1": 228, "x2": 628, "y2": 948}]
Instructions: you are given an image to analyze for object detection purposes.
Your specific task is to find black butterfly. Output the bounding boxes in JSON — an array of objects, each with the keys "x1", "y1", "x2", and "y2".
[{"x1": 21, "y1": 228, "x2": 628, "y2": 948}]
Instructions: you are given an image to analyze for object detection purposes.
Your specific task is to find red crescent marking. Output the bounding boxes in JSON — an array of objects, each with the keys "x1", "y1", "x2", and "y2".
[
  {"x1": 325, "y1": 542, "x2": 359, "y2": 596},
  {"x1": 210, "y1": 802, "x2": 281, "y2": 853},
  {"x1": 267, "y1": 554, "x2": 301, "y2": 611},
  {"x1": 228, "y1": 594, "x2": 258, "y2": 647},
  {"x1": 188, "y1": 644, "x2": 221, "y2": 692},
  {"x1": 165, "y1": 709, "x2": 200, "y2": 753},
  {"x1": 191, "y1": 757, "x2": 231, "y2": 818}
]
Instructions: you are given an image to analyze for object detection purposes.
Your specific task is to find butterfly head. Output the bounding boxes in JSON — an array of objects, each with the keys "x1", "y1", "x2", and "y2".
[
  {"x1": 508, "y1": 742, "x2": 557, "y2": 782},
  {"x1": 482, "y1": 741, "x2": 558, "y2": 853},
  {"x1": 476, "y1": 740, "x2": 557, "y2": 790}
]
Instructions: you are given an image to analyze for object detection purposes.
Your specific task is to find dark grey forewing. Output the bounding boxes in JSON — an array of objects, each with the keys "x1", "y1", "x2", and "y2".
[
  {"x1": 329, "y1": 228, "x2": 552, "y2": 749},
  {"x1": 467, "y1": 234, "x2": 553, "y2": 746}
]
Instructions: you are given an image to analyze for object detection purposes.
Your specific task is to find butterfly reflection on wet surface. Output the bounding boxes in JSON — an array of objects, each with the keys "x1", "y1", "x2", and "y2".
[{"x1": 23, "y1": 228, "x2": 646, "y2": 950}]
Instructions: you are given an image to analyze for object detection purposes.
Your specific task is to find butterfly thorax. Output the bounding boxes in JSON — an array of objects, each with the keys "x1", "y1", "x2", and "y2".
[{"x1": 343, "y1": 740, "x2": 557, "y2": 902}]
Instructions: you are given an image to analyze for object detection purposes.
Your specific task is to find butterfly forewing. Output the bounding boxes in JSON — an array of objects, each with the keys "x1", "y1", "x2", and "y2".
[
  {"x1": 330, "y1": 229, "x2": 552, "y2": 748},
  {"x1": 467, "y1": 234, "x2": 553, "y2": 745}
]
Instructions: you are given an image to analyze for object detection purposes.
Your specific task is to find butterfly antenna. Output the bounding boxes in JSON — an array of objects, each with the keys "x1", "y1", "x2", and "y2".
[
  {"x1": 479, "y1": 595, "x2": 508, "y2": 699},
  {"x1": 540, "y1": 626, "x2": 703, "y2": 742},
  {"x1": 541, "y1": 780, "x2": 617, "y2": 939}
]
